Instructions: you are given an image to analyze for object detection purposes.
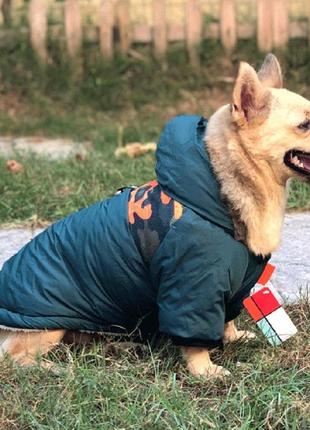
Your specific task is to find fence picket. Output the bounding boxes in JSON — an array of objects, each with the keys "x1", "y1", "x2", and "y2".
[
  {"x1": 153, "y1": 0, "x2": 167, "y2": 60},
  {"x1": 1, "y1": 0, "x2": 11, "y2": 26},
  {"x1": 116, "y1": 0, "x2": 132, "y2": 54},
  {"x1": 257, "y1": 0, "x2": 273, "y2": 51},
  {"x1": 29, "y1": 0, "x2": 48, "y2": 62},
  {"x1": 185, "y1": 0, "x2": 202, "y2": 67},
  {"x1": 272, "y1": 0, "x2": 289, "y2": 48},
  {"x1": 65, "y1": 0, "x2": 82, "y2": 57},
  {"x1": 308, "y1": 0, "x2": 310, "y2": 45},
  {"x1": 220, "y1": 0, "x2": 236, "y2": 52},
  {"x1": 100, "y1": 0, "x2": 114, "y2": 59}
]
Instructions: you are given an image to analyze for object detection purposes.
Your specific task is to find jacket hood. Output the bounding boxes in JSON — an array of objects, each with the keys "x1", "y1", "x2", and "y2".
[{"x1": 156, "y1": 115, "x2": 234, "y2": 234}]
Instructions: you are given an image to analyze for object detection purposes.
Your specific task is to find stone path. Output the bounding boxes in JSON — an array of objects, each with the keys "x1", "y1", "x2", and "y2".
[
  {"x1": 0, "y1": 137, "x2": 91, "y2": 159},
  {"x1": 0, "y1": 213, "x2": 310, "y2": 303},
  {"x1": 269, "y1": 212, "x2": 310, "y2": 302}
]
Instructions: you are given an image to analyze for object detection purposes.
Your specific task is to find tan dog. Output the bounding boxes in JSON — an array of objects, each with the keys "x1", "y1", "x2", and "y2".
[
  {"x1": 0, "y1": 54, "x2": 309, "y2": 377},
  {"x1": 182, "y1": 53, "x2": 310, "y2": 377}
]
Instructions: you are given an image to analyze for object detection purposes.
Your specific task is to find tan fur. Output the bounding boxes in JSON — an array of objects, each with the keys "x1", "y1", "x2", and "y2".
[
  {"x1": 181, "y1": 346, "x2": 231, "y2": 378},
  {"x1": 206, "y1": 56, "x2": 310, "y2": 257},
  {"x1": 1, "y1": 55, "x2": 309, "y2": 378},
  {"x1": 182, "y1": 321, "x2": 255, "y2": 377},
  {"x1": 223, "y1": 320, "x2": 256, "y2": 343},
  {"x1": 257, "y1": 53, "x2": 283, "y2": 89},
  {"x1": 0, "y1": 329, "x2": 65, "y2": 366}
]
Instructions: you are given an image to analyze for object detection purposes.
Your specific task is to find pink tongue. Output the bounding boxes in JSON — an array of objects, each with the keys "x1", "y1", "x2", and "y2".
[{"x1": 299, "y1": 155, "x2": 310, "y2": 172}]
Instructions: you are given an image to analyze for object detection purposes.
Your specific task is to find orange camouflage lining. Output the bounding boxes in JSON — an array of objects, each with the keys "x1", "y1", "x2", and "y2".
[{"x1": 128, "y1": 180, "x2": 184, "y2": 264}]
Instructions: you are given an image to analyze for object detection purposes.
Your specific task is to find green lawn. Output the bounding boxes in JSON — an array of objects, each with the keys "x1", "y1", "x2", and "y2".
[
  {"x1": 0, "y1": 107, "x2": 309, "y2": 225},
  {"x1": 0, "y1": 304, "x2": 309, "y2": 429}
]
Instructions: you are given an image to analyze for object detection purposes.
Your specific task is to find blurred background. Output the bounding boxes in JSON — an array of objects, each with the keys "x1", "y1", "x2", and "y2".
[{"x1": 0, "y1": 0, "x2": 309, "y2": 223}]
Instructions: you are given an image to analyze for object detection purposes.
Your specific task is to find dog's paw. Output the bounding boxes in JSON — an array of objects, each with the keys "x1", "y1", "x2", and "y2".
[
  {"x1": 187, "y1": 362, "x2": 231, "y2": 379},
  {"x1": 39, "y1": 360, "x2": 68, "y2": 376},
  {"x1": 224, "y1": 329, "x2": 256, "y2": 344},
  {"x1": 242, "y1": 330, "x2": 256, "y2": 340}
]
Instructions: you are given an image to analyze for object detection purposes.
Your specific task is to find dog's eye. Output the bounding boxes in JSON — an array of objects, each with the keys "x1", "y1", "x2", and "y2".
[{"x1": 297, "y1": 120, "x2": 310, "y2": 131}]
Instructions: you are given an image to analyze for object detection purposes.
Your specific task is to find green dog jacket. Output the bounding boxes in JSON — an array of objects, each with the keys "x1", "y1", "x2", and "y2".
[{"x1": 0, "y1": 115, "x2": 269, "y2": 347}]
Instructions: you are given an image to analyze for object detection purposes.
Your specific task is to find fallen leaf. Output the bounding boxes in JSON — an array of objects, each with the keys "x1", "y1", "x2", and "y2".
[
  {"x1": 75, "y1": 152, "x2": 86, "y2": 161},
  {"x1": 115, "y1": 142, "x2": 156, "y2": 159},
  {"x1": 57, "y1": 185, "x2": 72, "y2": 197},
  {"x1": 6, "y1": 159, "x2": 24, "y2": 173}
]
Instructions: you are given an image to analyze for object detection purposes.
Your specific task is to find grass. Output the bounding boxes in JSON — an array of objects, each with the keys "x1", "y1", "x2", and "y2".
[
  {"x1": 0, "y1": 302, "x2": 309, "y2": 429},
  {"x1": 1, "y1": 148, "x2": 310, "y2": 225},
  {"x1": 0, "y1": 39, "x2": 310, "y2": 429},
  {"x1": 1, "y1": 140, "x2": 310, "y2": 224},
  {"x1": 0, "y1": 150, "x2": 156, "y2": 224},
  {"x1": 0, "y1": 39, "x2": 309, "y2": 223}
]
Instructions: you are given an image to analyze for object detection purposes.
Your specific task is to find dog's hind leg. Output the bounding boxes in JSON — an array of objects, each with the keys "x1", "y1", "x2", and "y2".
[
  {"x1": 223, "y1": 320, "x2": 256, "y2": 343},
  {"x1": 0, "y1": 329, "x2": 66, "y2": 366}
]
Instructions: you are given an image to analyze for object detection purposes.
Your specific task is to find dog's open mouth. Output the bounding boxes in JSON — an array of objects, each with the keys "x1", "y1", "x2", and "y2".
[{"x1": 284, "y1": 150, "x2": 310, "y2": 176}]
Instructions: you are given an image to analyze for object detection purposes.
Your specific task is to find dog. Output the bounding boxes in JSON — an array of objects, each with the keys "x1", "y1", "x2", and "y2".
[{"x1": 0, "y1": 54, "x2": 309, "y2": 377}]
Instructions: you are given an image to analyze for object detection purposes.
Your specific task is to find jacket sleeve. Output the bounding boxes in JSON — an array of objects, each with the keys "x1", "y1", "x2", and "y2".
[
  {"x1": 151, "y1": 212, "x2": 233, "y2": 348},
  {"x1": 225, "y1": 253, "x2": 270, "y2": 322}
]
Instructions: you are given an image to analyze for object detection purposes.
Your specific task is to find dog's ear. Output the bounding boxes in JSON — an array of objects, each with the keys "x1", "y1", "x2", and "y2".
[
  {"x1": 258, "y1": 53, "x2": 283, "y2": 89},
  {"x1": 232, "y1": 62, "x2": 271, "y2": 127}
]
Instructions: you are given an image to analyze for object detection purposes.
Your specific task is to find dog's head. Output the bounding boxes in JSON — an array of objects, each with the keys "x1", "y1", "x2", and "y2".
[{"x1": 231, "y1": 54, "x2": 310, "y2": 184}]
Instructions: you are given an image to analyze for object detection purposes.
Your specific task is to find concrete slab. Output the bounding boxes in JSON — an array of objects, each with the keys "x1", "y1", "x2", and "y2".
[
  {"x1": 0, "y1": 137, "x2": 92, "y2": 159},
  {"x1": 0, "y1": 228, "x2": 43, "y2": 265},
  {"x1": 270, "y1": 212, "x2": 310, "y2": 302},
  {"x1": 0, "y1": 213, "x2": 309, "y2": 303}
]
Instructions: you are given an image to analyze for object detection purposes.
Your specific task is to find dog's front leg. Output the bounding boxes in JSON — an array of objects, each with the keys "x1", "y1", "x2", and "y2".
[
  {"x1": 181, "y1": 346, "x2": 231, "y2": 378},
  {"x1": 223, "y1": 320, "x2": 256, "y2": 343}
]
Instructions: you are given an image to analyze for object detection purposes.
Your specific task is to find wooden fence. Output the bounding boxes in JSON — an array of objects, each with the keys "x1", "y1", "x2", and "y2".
[{"x1": 2, "y1": 0, "x2": 310, "y2": 65}]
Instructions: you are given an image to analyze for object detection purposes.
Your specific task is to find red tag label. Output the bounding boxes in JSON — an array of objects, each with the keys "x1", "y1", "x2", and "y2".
[
  {"x1": 243, "y1": 297, "x2": 264, "y2": 322},
  {"x1": 252, "y1": 287, "x2": 281, "y2": 315},
  {"x1": 257, "y1": 263, "x2": 275, "y2": 285}
]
